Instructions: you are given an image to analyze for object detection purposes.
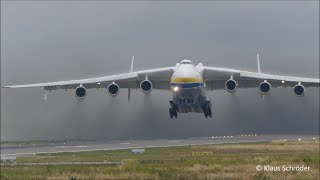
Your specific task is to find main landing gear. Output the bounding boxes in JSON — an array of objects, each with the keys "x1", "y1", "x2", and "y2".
[
  {"x1": 169, "y1": 108, "x2": 178, "y2": 118},
  {"x1": 169, "y1": 101, "x2": 178, "y2": 118},
  {"x1": 202, "y1": 101, "x2": 212, "y2": 118}
]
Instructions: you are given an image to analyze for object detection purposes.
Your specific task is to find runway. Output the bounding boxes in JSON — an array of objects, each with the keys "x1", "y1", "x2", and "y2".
[{"x1": 1, "y1": 134, "x2": 318, "y2": 157}]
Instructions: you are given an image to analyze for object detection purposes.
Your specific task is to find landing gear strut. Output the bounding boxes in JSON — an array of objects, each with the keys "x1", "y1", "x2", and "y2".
[
  {"x1": 202, "y1": 101, "x2": 212, "y2": 118},
  {"x1": 169, "y1": 101, "x2": 178, "y2": 118}
]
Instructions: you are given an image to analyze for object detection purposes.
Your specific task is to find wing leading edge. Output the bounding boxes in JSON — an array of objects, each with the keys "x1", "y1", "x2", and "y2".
[
  {"x1": 202, "y1": 66, "x2": 319, "y2": 90},
  {"x1": 3, "y1": 67, "x2": 175, "y2": 90}
]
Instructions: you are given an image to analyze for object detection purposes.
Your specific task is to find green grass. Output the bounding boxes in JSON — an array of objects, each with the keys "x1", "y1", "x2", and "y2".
[{"x1": 1, "y1": 140, "x2": 319, "y2": 180}]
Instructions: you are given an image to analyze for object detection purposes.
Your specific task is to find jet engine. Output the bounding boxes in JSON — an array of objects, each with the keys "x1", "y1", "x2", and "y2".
[
  {"x1": 225, "y1": 79, "x2": 237, "y2": 92},
  {"x1": 107, "y1": 82, "x2": 120, "y2": 96},
  {"x1": 75, "y1": 85, "x2": 87, "y2": 99},
  {"x1": 259, "y1": 81, "x2": 271, "y2": 94},
  {"x1": 140, "y1": 80, "x2": 153, "y2": 92},
  {"x1": 293, "y1": 84, "x2": 305, "y2": 96}
]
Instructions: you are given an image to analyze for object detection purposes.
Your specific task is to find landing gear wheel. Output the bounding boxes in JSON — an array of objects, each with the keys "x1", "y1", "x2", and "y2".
[
  {"x1": 208, "y1": 108, "x2": 212, "y2": 118},
  {"x1": 169, "y1": 108, "x2": 178, "y2": 118},
  {"x1": 202, "y1": 102, "x2": 212, "y2": 118},
  {"x1": 169, "y1": 108, "x2": 174, "y2": 118},
  {"x1": 174, "y1": 109, "x2": 178, "y2": 118},
  {"x1": 169, "y1": 101, "x2": 178, "y2": 118}
]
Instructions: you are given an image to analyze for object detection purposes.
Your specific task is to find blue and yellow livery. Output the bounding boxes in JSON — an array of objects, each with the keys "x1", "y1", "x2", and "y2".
[{"x1": 170, "y1": 77, "x2": 204, "y2": 88}]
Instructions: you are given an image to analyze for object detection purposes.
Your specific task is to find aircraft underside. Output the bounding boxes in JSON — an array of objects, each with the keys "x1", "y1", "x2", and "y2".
[{"x1": 169, "y1": 87, "x2": 212, "y2": 118}]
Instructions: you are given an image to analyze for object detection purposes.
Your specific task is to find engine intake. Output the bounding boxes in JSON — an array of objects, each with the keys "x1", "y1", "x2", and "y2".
[
  {"x1": 225, "y1": 79, "x2": 237, "y2": 92},
  {"x1": 107, "y1": 83, "x2": 120, "y2": 96},
  {"x1": 75, "y1": 85, "x2": 87, "y2": 99},
  {"x1": 259, "y1": 81, "x2": 271, "y2": 94},
  {"x1": 294, "y1": 84, "x2": 305, "y2": 96},
  {"x1": 140, "y1": 80, "x2": 153, "y2": 92}
]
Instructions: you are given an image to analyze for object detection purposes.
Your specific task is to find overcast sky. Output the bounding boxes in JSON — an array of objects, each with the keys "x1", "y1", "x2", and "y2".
[{"x1": 1, "y1": 1, "x2": 319, "y2": 141}]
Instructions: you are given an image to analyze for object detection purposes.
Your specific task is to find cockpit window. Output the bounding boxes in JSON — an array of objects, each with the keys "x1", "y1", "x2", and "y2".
[{"x1": 180, "y1": 60, "x2": 193, "y2": 65}]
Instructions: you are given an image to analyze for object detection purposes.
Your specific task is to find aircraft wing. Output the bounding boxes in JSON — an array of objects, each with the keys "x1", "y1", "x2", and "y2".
[
  {"x1": 3, "y1": 67, "x2": 175, "y2": 90},
  {"x1": 202, "y1": 66, "x2": 320, "y2": 90}
]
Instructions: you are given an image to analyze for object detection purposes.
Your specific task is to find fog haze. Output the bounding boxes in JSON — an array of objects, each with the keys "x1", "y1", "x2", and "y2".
[{"x1": 1, "y1": 1, "x2": 319, "y2": 141}]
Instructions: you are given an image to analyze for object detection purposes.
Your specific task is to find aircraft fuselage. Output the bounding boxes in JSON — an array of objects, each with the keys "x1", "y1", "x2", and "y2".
[{"x1": 169, "y1": 60, "x2": 212, "y2": 118}]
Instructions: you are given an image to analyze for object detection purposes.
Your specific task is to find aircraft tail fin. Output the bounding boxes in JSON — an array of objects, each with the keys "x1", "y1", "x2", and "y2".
[{"x1": 257, "y1": 54, "x2": 261, "y2": 73}]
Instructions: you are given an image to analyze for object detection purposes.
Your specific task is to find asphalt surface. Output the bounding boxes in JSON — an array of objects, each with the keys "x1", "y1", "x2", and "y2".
[{"x1": 1, "y1": 134, "x2": 318, "y2": 157}]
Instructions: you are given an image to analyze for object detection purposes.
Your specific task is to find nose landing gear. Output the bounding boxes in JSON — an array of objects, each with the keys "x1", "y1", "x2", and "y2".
[
  {"x1": 169, "y1": 108, "x2": 178, "y2": 118},
  {"x1": 169, "y1": 101, "x2": 178, "y2": 118}
]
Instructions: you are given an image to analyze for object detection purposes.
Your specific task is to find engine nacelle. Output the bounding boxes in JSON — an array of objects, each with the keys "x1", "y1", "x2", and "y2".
[
  {"x1": 293, "y1": 84, "x2": 305, "y2": 96},
  {"x1": 75, "y1": 85, "x2": 87, "y2": 99},
  {"x1": 140, "y1": 80, "x2": 153, "y2": 93},
  {"x1": 225, "y1": 79, "x2": 237, "y2": 92},
  {"x1": 259, "y1": 81, "x2": 271, "y2": 94},
  {"x1": 107, "y1": 83, "x2": 120, "y2": 96}
]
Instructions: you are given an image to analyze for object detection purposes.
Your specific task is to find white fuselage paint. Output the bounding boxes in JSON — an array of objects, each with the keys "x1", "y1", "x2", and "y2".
[{"x1": 170, "y1": 60, "x2": 210, "y2": 113}]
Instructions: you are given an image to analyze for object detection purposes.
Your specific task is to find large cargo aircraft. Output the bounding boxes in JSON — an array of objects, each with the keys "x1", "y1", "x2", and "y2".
[{"x1": 4, "y1": 55, "x2": 319, "y2": 118}]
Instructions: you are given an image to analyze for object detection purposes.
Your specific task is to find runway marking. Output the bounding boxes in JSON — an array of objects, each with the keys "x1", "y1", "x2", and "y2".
[
  {"x1": 55, "y1": 146, "x2": 88, "y2": 148},
  {"x1": 168, "y1": 140, "x2": 181, "y2": 143}
]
